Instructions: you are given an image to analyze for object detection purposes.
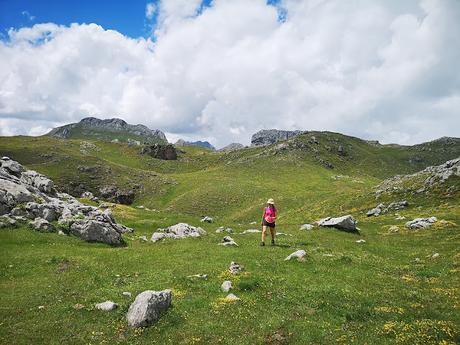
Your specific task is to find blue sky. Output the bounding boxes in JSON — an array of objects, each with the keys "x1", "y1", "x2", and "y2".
[{"x1": 0, "y1": 0, "x2": 159, "y2": 38}]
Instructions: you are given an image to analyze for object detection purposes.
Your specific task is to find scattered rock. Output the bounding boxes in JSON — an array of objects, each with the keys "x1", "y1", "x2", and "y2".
[
  {"x1": 141, "y1": 144, "x2": 177, "y2": 160},
  {"x1": 224, "y1": 293, "x2": 240, "y2": 301},
  {"x1": 229, "y1": 261, "x2": 243, "y2": 275},
  {"x1": 221, "y1": 281, "x2": 232, "y2": 292},
  {"x1": 81, "y1": 191, "x2": 98, "y2": 201},
  {"x1": 127, "y1": 289, "x2": 172, "y2": 328},
  {"x1": 405, "y1": 217, "x2": 437, "y2": 229},
  {"x1": 218, "y1": 143, "x2": 244, "y2": 152},
  {"x1": 355, "y1": 239, "x2": 366, "y2": 244},
  {"x1": 388, "y1": 226, "x2": 400, "y2": 233},
  {"x1": 95, "y1": 301, "x2": 118, "y2": 311},
  {"x1": 218, "y1": 236, "x2": 238, "y2": 246},
  {"x1": 242, "y1": 229, "x2": 261, "y2": 234},
  {"x1": 30, "y1": 218, "x2": 55, "y2": 232},
  {"x1": 215, "y1": 226, "x2": 233, "y2": 233},
  {"x1": 317, "y1": 215, "x2": 357, "y2": 231},
  {"x1": 151, "y1": 223, "x2": 206, "y2": 242},
  {"x1": 38, "y1": 305, "x2": 45, "y2": 310},
  {"x1": 99, "y1": 185, "x2": 135, "y2": 205},
  {"x1": 431, "y1": 253, "x2": 440, "y2": 259},
  {"x1": 73, "y1": 303, "x2": 85, "y2": 310},
  {"x1": 366, "y1": 203, "x2": 385, "y2": 217},
  {"x1": 187, "y1": 274, "x2": 208, "y2": 280},
  {"x1": 122, "y1": 292, "x2": 132, "y2": 297},
  {"x1": 299, "y1": 224, "x2": 314, "y2": 231},
  {"x1": 200, "y1": 216, "x2": 213, "y2": 223},
  {"x1": 139, "y1": 235, "x2": 148, "y2": 242},
  {"x1": 284, "y1": 250, "x2": 306, "y2": 261}
]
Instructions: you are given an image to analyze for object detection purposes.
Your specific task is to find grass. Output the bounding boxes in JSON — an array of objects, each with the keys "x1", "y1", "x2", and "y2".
[{"x1": 0, "y1": 133, "x2": 459, "y2": 344}]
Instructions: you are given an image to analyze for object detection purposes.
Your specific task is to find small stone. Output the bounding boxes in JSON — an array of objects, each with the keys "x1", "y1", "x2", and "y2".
[
  {"x1": 355, "y1": 239, "x2": 366, "y2": 243},
  {"x1": 139, "y1": 235, "x2": 148, "y2": 242},
  {"x1": 122, "y1": 292, "x2": 132, "y2": 297},
  {"x1": 229, "y1": 261, "x2": 243, "y2": 275},
  {"x1": 38, "y1": 306, "x2": 45, "y2": 310},
  {"x1": 388, "y1": 226, "x2": 400, "y2": 233},
  {"x1": 200, "y1": 216, "x2": 213, "y2": 223},
  {"x1": 414, "y1": 258, "x2": 421, "y2": 263},
  {"x1": 242, "y1": 229, "x2": 261, "y2": 234},
  {"x1": 224, "y1": 293, "x2": 240, "y2": 301},
  {"x1": 58, "y1": 230, "x2": 66, "y2": 235},
  {"x1": 299, "y1": 224, "x2": 314, "y2": 230},
  {"x1": 187, "y1": 274, "x2": 208, "y2": 280},
  {"x1": 73, "y1": 303, "x2": 85, "y2": 310},
  {"x1": 431, "y1": 253, "x2": 440, "y2": 259},
  {"x1": 285, "y1": 250, "x2": 306, "y2": 261},
  {"x1": 95, "y1": 301, "x2": 118, "y2": 311},
  {"x1": 221, "y1": 281, "x2": 232, "y2": 292}
]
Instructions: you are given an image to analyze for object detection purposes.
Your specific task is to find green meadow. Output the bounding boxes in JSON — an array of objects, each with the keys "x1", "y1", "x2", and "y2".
[{"x1": 1, "y1": 133, "x2": 459, "y2": 344}]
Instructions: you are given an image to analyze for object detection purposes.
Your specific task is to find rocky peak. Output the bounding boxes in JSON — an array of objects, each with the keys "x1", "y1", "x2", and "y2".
[{"x1": 251, "y1": 129, "x2": 305, "y2": 146}]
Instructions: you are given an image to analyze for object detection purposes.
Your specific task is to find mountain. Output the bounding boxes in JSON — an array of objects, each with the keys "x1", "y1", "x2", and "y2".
[
  {"x1": 218, "y1": 143, "x2": 245, "y2": 152},
  {"x1": 47, "y1": 117, "x2": 167, "y2": 144},
  {"x1": 174, "y1": 139, "x2": 215, "y2": 150},
  {"x1": 251, "y1": 129, "x2": 305, "y2": 146}
]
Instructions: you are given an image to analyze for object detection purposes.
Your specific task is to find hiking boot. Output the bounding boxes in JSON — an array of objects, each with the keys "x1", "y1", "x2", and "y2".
[
  {"x1": 271, "y1": 239, "x2": 275, "y2": 246},
  {"x1": 260, "y1": 241, "x2": 265, "y2": 246}
]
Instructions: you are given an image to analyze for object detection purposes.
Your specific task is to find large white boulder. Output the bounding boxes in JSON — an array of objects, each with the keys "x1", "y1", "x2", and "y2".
[{"x1": 127, "y1": 290, "x2": 172, "y2": 328}]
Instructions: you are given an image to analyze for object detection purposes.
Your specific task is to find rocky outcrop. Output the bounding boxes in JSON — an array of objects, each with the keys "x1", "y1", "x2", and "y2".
[
  {"x1": 99, "y1": 185, "x2": 135, "y2": 205},
  {"x1": 251, "y1": 129, "x2": 305, "y2": 146},
  {"x1": 376, "y1": 157, "x2": 460, "y2": 196},
  {"x1": 141, "y1": 144, "x2": 177, "y2": 160},
  {"x1": 405, "y1": 217, "x2": 437, "y2": 229},
  {"x1": 151, "y1": 223, "x2": 206, "y2": 242},
  {"x1": 0, "y1": 157, "x2": 132, "y2": 245},
  {"x1": 317, "y1": 215, "x2": 358, "y2": 231},
  {"x1": 174, "y1": 139, "x2": 215, "y2": 150},
  {"x1": 218, "y1": 143, "x2": 244, "y2": 152},
  {"x1": 47, "y1": 117, "x2": 167, "y2": 143},
  {"x1": 127, "y1": 290, "x2": 172, "y2": 328},
  {"x1": 366, "y1": 201, "x2": 408, "y2": 217}
]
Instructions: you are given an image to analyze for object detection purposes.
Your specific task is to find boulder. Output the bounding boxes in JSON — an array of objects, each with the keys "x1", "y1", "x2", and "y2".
[
  {"x1": 284, "y1": 250, "x2": 306, "y2": 261},
  {"x1": 95, "y1": 301, "x2": 118, "y2": 311},
  {"x1": 405, "y1": 217, "x2": 437, "y2": 229},
  {"x1": 317, "y1": 215, "x2": 357, "y2": 231},
  {"x1": 0, "y1": 157, "x2": 24, "y2": 176},
  {"x1": 99, "y1": 185, "x2": 135, "y2": 205},
  {"x1": 30, "y1": 218, "x2": 55, "y2": 232},
  {"x1": 127, "y1": 290, "x2": 172, "y2": 328},
  {"x1": 70, "y1": 220, "x2": 124, "y2": 245},
  {"x1": 366, "y1": 203, "x2": 385, "y2": 217},
  {"x1": 153, "y1": 223, "x2": 206, "y2": 241},
  {"x1": 141, "y1": 144, "x2": 177, "y2": 160},
  {"x1": 20, "y1": 170, "x2": 54, "y2": 194},
  {"x1": 81, "y1": 191, "x2": 98, "y2": 201}
]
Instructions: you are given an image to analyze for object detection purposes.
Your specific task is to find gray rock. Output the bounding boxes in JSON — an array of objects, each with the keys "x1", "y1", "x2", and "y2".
[
  {"x1": 366, "y1": 203, "x2": 385, "y2": 217},
  {"x1": 0, "y1": 157, "x2": 24, "y2": 177},
  {"x1": 317, "y1": 215, "x2": 357, "y2": 231},
  {"x1": 70, "y1": 220, "x2": 123, "y2": 245},
  {"x1": 95, "y1": 301, "x2": 118, "y2": 311},
  {"x1": 154, "y1": 223, "x2": 206, "y2": 240},
  {"x1": 127, "y1": 290, "x2": 172, "y2": 328},
  {"x1": 225, "y1": 293, "x2": 240, "y2": 301},
  {"x1": 141, "y1": 144, "x2": 177, "y2": 160},
  {"x1": 200, "y1": 216, "x2": 213, "y2": 223},
  {"x1": 139, "y1": 235, "x2": 148, "y2": 242},
  {"x1": 215, "y1": 226, "x2": 233, "y2": 234},
  {"x1": 251, "y1": 129, "x2": 304, "y2": 146},
  {"x1": 81, "y1": 191, "x2": 98, "y2": 201},
  {"x1": 122, "y1": 292, "x2": 132, "y2": 297},
  {"x1": 20, "y1": 170, "x2": 54, "y2": 193},
  {"x1": 284, "y1": 250, "x2": 306, "y2": 261},
  {"x1": 388, "y1": 225, "x2": 400, "y2": 233},
  {"x1": 221, "y1": 281, "x2": 232, "y2": 292},
  {"x1": 229, "y1": 261, "x2": 243, "y2": 275},
  {"x1": 99, "y1": 185, "x2": 135, "y2": 205},
  {"x1": 218, "y1": 143, "x2": 244, "y2": 152},
  {"x1": 151, "y1": 232, "x2": 166, "y2": 242},
  {"x1": 242, "y1": 229, "x2": 261, "y2": 234},
  {"x1": 218, "y1": 236, "x2": 238, "y2": 246},
  {"x1": 299, "y1": 224, "x2": 314, "y2": 231},
  {"x1": 30, "y1": 218, "x2": 55, "y2": 232},
  {"x1": 405, "y1": 217, "x2": 437, "y2": 229}
]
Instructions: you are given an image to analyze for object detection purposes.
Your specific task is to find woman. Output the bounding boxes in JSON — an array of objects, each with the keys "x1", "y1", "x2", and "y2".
[{"x1": 261, "y1": 198, "x2": 277, "y2": 246}]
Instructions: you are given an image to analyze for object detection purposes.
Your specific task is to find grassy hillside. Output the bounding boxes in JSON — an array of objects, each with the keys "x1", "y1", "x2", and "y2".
[{"x1": 0, "y1": 133, "x2": 459, "y2": 344}]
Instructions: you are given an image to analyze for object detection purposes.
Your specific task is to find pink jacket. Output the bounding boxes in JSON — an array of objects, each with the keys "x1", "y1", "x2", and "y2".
[{"x1": 263, "y1": 207, "x2": 277, "y2": 223}]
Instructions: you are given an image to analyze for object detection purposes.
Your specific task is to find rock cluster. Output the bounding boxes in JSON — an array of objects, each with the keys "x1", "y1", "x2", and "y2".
[
  {"x1": 317, "y1": 215, "x2": 357, "y2": 231},
  {"x1": 376, "y1": 157, "x2": 460, "y2": 196},
  {"x1": 366, "y1": 201, "x2": 408, "y2": 216},
  {"x1": 141, "y1": 144, "x2": 177, "y2": 160},
  {"x1": 229, "y1": 261, "x2": 243, "y2": 275},
  {"x1": 0, "y1": 157, "x2": 132, "y2": 245},
  {"x1": 405, "y1": 217, "x2": 437, "y2": 229},
  {"x1": 151, "y1": 223, "x2": 207, "y2": 242}
]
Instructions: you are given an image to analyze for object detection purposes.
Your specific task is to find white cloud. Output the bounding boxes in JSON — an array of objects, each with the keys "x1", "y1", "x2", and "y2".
[
  {"x1": 1, "y1": 0, "x2": 459, "y2": 148},
  {"x1": 21, "y1": 11, "x2": 36, "y2": 21}
]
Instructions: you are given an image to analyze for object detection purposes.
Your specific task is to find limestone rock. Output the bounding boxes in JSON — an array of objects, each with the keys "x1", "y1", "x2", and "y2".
[
  {"x1": 30, "y1": 218, "x2": 55, "y2": 232},
  {"x1": 127, "y1": 290, "x2": 172, "y2": 328},
  {"x1": 141, "y1": 144, "x2": 177, "y2": 160},
  {"x1": 95, "y1": 301, "x2": 118, "y2": 311},
  {"x1": 284, "y1": 250, "x2": 306, "y2": 261},
  {"x1": 317, "y1": 215, "x2": 357, "y2": 231},
  {"x1": 153, "y1": 223, "x2": 206, "y2": 241},
  {"x1": 229, "y1": 261, "x2": 243, "y2": 275},
  {"x1": 221, "y1": 281, "x2": 232, "y2": 292},
  {"x1": 405, "y1": 217, "x2": 437, "y2": 229},
  {"x1": 299, "y1": 224, "x2": 314, "y2": 230}
]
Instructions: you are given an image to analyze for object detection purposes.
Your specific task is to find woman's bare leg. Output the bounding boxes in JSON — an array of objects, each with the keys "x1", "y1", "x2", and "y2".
[
  {"x1": 261, "y1": 225, "x2": 267, "y2": 243},
  {"x1": 270, "y1": 227, "x2": 276, "y2": 244}
]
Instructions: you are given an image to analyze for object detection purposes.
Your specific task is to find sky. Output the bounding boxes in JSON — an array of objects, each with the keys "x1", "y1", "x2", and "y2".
[{"x1": 0, "y1": 0, "x2": 459, "y2": 148}]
